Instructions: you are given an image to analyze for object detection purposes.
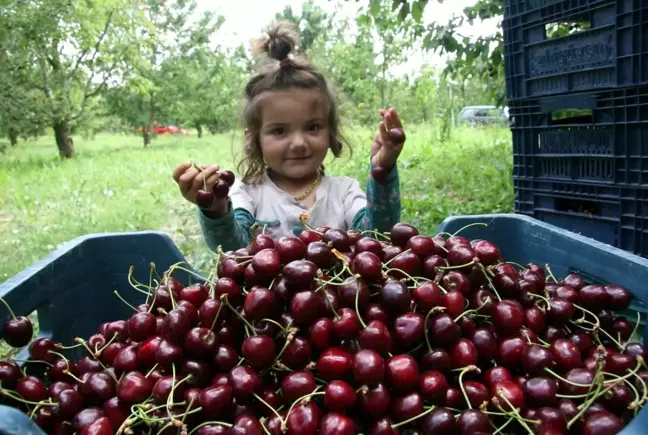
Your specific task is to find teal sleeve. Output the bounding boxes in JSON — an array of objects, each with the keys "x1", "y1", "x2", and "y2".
[
  {"x1": 351, "y1": 164, "x2": 401, "y2": 232},
  {"x1": 198, "y1": 201, "x2": 254, "y2": 253}
]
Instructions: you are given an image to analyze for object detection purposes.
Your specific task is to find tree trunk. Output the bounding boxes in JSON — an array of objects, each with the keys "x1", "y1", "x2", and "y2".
[
  {"x1": 142, "y1": 125, "x2": 151, "y2": 147},
  {"x1": 8, "y1": 126, "x2": 18, "y2": 146},
  {"x1": 196, "y1": 124, "x2": 203, "y2": 138},
  {"x1": 146, "y1": 91, "x2": 156, "y2": 148},
  {"x1": 53, "y1": 120, "x2": 74, "y2": 158}
]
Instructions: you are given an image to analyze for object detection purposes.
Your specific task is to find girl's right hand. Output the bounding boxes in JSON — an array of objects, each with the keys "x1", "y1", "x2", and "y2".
[{"x1": 172, "y1": 161, "x2": 228, "y2": 215}]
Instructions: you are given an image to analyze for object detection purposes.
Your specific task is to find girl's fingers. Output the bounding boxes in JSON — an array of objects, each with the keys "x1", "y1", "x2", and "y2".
[
  {"x1": 179, "y1": 167, "x2": 200, "y2": 192},
  {"x1": 205, "y1": 174, "x2": 220, "y2": 187},
  {"x1": 390, "y1": 109, "x2": 403, "y2": 129},
  {"x1": 192, "y1": 170, "x2": 209, "y2": 191},
  {"x1": 379, "y1": 121, "x2": 390, "y2": 146},
  {"x1": 172, "y1": 161, "x2": 192, "y2": 183}
]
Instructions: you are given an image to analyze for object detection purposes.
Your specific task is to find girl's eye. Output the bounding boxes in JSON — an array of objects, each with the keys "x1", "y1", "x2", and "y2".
[
  {"x1": 309, "y1": 123, "x2": 322, "y2": 133},
  {"x1": 269, "y1": 127, "x2": 285, "y2": 136}
]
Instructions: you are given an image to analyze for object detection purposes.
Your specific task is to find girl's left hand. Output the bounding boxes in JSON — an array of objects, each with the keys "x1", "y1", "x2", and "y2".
[{"x1": 371, "y1": 107, "x2": 406, "y2": 170}]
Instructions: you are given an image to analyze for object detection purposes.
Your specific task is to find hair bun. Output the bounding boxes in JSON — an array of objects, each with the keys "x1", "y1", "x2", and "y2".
[{"x1": 252, "y1": 20, "x2": 300, "y2": 61}]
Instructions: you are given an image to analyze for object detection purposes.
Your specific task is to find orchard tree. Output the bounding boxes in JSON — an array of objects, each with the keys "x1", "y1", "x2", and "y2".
[
  {"x1": 275, "y1": 1, "x2": 332, "y2": 54},
  {"x1": 358, "y1": 1, "x2": 418, "y2": 108},
  {"x1": 359, "y1": 0, "x2": 506, "y2": 103},
  {"x1": 132, "y1": 0, "x2": 224, "y2": 146},
  {"x1": 1, "y1": 0, "x2": 145, "y2": 157}
]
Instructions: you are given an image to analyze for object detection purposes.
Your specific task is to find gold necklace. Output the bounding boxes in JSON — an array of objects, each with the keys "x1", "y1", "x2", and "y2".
[{"x1": 294, "y1": 171, "x2": 322, "y2": 202}]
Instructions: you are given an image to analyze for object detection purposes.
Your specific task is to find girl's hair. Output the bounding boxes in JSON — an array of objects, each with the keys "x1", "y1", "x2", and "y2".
[{"x1": 236, "y1": 20, "x2": 347, "y2": 184}]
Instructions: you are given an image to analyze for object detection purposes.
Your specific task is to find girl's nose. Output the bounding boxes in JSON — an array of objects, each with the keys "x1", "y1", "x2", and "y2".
[{"x1": 289, "y1": 132, "x2": 308, "y2": 150}]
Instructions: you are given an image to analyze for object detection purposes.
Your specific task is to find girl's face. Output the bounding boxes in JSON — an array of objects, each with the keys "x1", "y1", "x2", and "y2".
[{"x1": 257, "y1": 88, "x2": 330, "y2": 181}]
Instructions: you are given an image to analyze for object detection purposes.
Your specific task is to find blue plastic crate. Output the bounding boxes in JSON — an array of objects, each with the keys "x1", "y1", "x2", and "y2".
[
  {"x1": 510, "y1": 85, "x2": 648, "y2": 185},
  {"x1": 503, "y1": 0, "x2": 648, "y2": 100},
  {"x1": 0, "y1": 231, "x2": 200, "y2": 434},
  {"x1": 1, "y1": 221, "x2": 648, "y2": 433}
]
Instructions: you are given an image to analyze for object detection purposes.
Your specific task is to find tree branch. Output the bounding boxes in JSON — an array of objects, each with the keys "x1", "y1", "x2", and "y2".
[
  {"x1": 37, "y1": 57, "x2": 53, "y2": 101},
  {"x1": 68, "y1": 9, "x2": 114, "y2": 80},
  {"x1": 73, "y1": 53, "x2": 122, "y2": 121}
]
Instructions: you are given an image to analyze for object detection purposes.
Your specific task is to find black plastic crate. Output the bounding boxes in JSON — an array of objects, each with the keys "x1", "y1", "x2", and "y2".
[
  {"x1": 506, "y1": 0, "x2": 614, "y2": 19},
  {"x1": 503, "y1": 0, "x2": 648, "y2": 100},
  {"x1": 514, "y1": 178, "x2": 648, "y2": 256},
  {"x1": 510, "y1": 85, "x2": 648, "y2": 185}
]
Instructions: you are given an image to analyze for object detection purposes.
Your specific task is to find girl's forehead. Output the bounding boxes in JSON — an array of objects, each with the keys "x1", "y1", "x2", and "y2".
[{"x1": 259, "y1": 89, "x2": 327, "y2": 123}]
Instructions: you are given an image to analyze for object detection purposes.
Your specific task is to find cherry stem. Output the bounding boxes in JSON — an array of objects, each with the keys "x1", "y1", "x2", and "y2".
[
  {"x1": 74, "y1": 338, "x2": 118, "y2": 382},
  {"x1": 481, "y1": 409, "x2": 539, "y2": 424},
  {"x1": 270, "y1": 329, "x2": 296, "y2": 369},
  {"x1": 208, "y1": 300, "x2": 224, "y2": 334},
  {"x1": 355, "y1": 278, "x2": 367, "y2": 329},
  {"x1": 253, "y1": 393, "x2": 284, "y2": 421},
  {"x1": 570, "y1": 359, "x2": 644, "y2": 428},
  {"x1": 424, "y1": 306, "x2": 447, "y2": 351},
  {"x1": 495, "y1": 390, "x2": 534, "y2": 435},
  {"x1": 64, "y1": 370, "x2": 86, "y2": 384},
  {"x1": 633, "y1": 371, "x2": 648, "y2": 409},
  {"x1": 167, "y1": 263, "x2": 213, "y2": 287},
  {"x1": 206, "y1": 251, "x2": 222, "y2": 288},
  {"x1": 0, "y1": 297, "x2": 17, "y2": 320},
  {"x1": 188, "y1": 421, "x2": 233, "y2": 435},
  {"x1": 506, "y1": 261, "x2": 526, "y2": 271},
  {"x1": 95, "y1": 332, "x2": 119, "y2": 356},
  {"x1": 361, "y1": 229, "x2": 391, "y2": 241},
  {"x1": 437, "y1": 259, "x2": 477, "y2": 271},
  {"x1": 113, "y1": 290, "x2": 138, "y2": 312},
  {"x1": 127, "y1": 266, "x2": 152, "y2": 295},
  {"x1": 150, "y1": 262, "x2": 159, "y2": 290},
  {"x1": 282, "y1": 389, "x2": 325, "y2": 430},
  {"x1": 492, "y1": 417, "x2": 515, "y2": 435},
  {"x1": 605, "y1": 371, "x2": 642, "y2": 408},
  {"x1": 451, "y1": 222, "x2": 488, "y2": 237},
  {"x1": 224, "y1": 299, "x2": 257, "y2": 335},
  {"x1": 544, "y1": 264, "x2": 558, "y2": 283},
  {"x1": 477, "y1": 263, "x2": 502, "y2": 301},
  {"x1": 454, "y1": 297, "x2": 491, "y2": 323},
  {"x1": 298, "y1": 212, "x2": 323, "y2": 235},
  {"x1": 48, "y1": 350, "x2": 71, "y2": 370},
  {"x1": 434, "y1": 241, "x2": 449, "y2": 253},
  {"x1": 260, "y1": 318, "x2": 286, "y2": 335},
  {"x1": 527, "y1": 292, "x2": 551, "y2": 311},
  {"x1": 458, "y1": 365, "x2": 480, "y2": 409},
  {"x1": 54, "y1": 341, "x2": 85, "y2": 350},
  {"x1": 382, "y1": 248, "x2": 412, "y2": 269},
  {"x1": 544, "y1": 367, "x2": 592, "y2": 387},
  {"x1": 384, "y1": 268, "x2": 421, "y2": 286},
  {"x1": 627, "y1": 311, "x2": 642, "y2": 345},
  {"x1": 0, "y1": 390, "x2": 56, "y2": 407},
  {"x1": 391, "y1": 405, "x2": 437, "y2": 429},
  {"x1": 145, "y1": 364, "x2": 159, "y2": 378}
]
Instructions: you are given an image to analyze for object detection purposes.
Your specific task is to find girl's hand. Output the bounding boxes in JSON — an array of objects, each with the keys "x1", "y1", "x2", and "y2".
[
  {"x1": 371, "y1": 107, "x2": 406, "y2": 170},
  {"x1": 172, "y1": 161, "x2": 228, "y2": 217}
]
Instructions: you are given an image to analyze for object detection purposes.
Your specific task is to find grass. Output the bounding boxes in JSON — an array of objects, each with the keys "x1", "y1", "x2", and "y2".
[{"x1": 0, "y1": 124, "x2": 514, "y2": 282}]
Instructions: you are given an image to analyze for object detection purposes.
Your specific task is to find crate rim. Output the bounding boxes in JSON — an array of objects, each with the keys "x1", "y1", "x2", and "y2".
[{"x1": 0, "y1": 230, "x2": 177, "y2": 293}]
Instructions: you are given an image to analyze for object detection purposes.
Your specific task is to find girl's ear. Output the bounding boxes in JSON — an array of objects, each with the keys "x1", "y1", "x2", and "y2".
[{"x1": 244, "y1": 128, "x2": 249, "y2": 137}]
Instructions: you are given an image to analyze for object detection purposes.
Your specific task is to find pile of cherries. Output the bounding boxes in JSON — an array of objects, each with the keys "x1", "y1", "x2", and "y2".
[{"x1": 1, "y1": 219, "x2": 647, "y2": 435}]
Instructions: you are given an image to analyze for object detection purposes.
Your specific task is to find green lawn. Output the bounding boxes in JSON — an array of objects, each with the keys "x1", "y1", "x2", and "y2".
[{"x1": 0, "y1": 124, "x2": 514, "y2": 282}]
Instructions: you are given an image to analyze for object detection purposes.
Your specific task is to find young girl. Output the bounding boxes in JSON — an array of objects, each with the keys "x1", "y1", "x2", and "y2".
[{"x1": 172, "y1": 21, "x2": 405, "y2": 254}]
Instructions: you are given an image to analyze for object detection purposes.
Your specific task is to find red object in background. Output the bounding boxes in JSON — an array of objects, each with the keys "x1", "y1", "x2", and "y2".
[{"x1": 137, "y1": 123, "x2": 190, "y2": 136}]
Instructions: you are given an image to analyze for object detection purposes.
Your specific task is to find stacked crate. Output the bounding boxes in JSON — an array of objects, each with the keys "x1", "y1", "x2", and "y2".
[{"x1": 504, "y1": 0, "x2": 648, "y2": 255}]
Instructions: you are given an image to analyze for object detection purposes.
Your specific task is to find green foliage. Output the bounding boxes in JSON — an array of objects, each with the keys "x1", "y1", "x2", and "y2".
[
  {"x1": 361, "y1": 0, "x2": 506, "y2": 104},
  {"x1": 275, "y1": 1, "x2": 331, "y2": 53}
]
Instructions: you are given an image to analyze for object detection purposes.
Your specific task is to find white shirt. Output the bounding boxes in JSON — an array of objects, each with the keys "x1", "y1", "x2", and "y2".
[{"x1": 229, "y1": 172, "x2": 367, "y2": 239}]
